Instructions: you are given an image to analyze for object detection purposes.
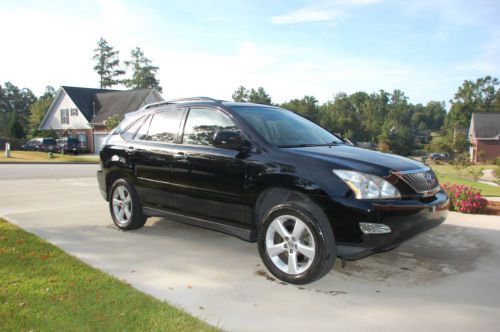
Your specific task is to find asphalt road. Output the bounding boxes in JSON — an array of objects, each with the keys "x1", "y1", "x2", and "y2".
[
  {"x1": 0, "y1": 164, "x2": 99, "y2": 179},
  {"x1": 1, "y1": 165, "x2": 499, "y2": 331}
]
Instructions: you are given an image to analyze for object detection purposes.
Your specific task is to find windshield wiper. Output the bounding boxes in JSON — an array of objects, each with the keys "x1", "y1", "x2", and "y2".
[
  {"x1": 317, "y1": 141, "x2": 345, "y2": 147},
  {"x1": 278, "y1": 144, "x2": 320, "y2": 148},
  {"x1": 278, "y1": 141, "x2": 345, "y2": 148}
]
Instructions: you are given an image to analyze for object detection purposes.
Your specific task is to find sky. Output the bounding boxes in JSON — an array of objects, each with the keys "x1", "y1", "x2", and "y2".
[{"x1": 1, "y1": 0, "x2": 499, "y2": 106}]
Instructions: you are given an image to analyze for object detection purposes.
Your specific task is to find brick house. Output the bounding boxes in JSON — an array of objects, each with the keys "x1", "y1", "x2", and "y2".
[
  {"x1": 468, "y1": 112, "x2": 500, "y2": 163},
  {"x1": 39, "y1": 86, "x2": 163, "y2": 153}
]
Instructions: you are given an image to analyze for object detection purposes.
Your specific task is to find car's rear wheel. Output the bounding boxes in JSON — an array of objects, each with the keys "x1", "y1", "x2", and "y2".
[
  {"x1": 258, "y1": 203, "x2": 336, "y2": 284},
  {"x1": 109, "y1": 178, "x2": 147, "y2": 230}
]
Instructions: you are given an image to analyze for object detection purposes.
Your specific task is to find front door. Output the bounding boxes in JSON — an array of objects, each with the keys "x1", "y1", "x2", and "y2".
[{"x1": 169, "y1": 107, "x2": 248, "y2": 227}]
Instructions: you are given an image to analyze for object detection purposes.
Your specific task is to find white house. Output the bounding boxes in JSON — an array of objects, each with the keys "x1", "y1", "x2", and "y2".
[{"x1": 39, "y1": 86, "x2": 163, "y2": 153}]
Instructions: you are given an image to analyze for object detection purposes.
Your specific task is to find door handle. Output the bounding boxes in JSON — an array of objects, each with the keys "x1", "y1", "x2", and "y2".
[
  {"x1": 173, "y1": 152, "x2": 187, "y2": 160},
  {"x1": 126, "y1": 146, "x2": 135, "y2": 154}
]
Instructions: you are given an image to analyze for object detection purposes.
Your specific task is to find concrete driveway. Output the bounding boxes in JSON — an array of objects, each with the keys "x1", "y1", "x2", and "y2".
[{"x1": 1, "y1": 165, "x2": 499, "y2": 331}]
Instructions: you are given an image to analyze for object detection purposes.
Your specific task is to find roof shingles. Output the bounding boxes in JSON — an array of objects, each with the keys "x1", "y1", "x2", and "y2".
[
  {"x1": 61, "y1": 86, "x2": 162, "y2": 124},
  {"x1": 471, "y1": 113, "x2": 500, "y2": 139}
]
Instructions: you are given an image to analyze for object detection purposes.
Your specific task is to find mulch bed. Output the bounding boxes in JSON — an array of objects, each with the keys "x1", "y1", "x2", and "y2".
[{"x1": 484, "y1": 201, "x2": 500, "y2": 216}]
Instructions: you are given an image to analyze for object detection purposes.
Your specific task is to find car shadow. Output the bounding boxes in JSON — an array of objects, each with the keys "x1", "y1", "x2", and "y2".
[{"x1": 332, "y1": 223, "x2": 494, "y2": 286}]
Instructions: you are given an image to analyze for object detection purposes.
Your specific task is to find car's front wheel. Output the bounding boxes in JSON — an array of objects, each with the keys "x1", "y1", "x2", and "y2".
[
  {"x1": 258, "y1": 203, "x2": 336, "y2": 284},
  {"x1": 109, "y1": 178, "x2": 147, "y2": 230}
]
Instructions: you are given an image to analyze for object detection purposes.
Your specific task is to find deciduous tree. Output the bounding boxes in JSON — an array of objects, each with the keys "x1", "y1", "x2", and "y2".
[
  {"x1": 446, "y1": 76, "x2": 500, "y2": 129},
  {"x1": 28, "y1": 86, "x2": 56, "y2": 136}
]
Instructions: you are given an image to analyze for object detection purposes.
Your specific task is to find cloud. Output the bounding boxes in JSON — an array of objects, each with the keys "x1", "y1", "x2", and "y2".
[
  {"x1": 271, "y1": 0, "x2": 381, "y2": 24},
  {"x1": 152, "y1": 41, "x2": 444, "y2": 106},
  {"x1": 271, "y1": 8, "x2": 343, "y2": 24}
]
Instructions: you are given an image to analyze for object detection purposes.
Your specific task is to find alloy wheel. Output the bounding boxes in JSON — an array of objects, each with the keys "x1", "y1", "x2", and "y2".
[
  {"x1": 265, "y1": 215, "x2": 316, "y2": 275},
  {"x1": 112, "y1": 185, "x2": 133, "y2": 226}
]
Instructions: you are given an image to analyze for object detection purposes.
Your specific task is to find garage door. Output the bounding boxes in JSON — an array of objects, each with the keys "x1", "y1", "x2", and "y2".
[{"x1": 93, "y1": 133, "x2": 108, "y2": 155}]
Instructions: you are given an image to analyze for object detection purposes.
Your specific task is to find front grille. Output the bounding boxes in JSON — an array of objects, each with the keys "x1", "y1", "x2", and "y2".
[{"x1": 395, "y1": 169, "x2": 439, "y2": 194}]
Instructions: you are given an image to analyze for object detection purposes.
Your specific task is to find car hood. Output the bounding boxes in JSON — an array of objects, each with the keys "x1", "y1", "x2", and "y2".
[{"x1": 286, "y1": 145, "x2": 426, "y2": 176}]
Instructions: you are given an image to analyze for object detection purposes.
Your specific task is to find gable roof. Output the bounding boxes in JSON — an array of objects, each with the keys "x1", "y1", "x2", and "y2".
[
  {"x1": 62, "y1": 86, "x2": 117, "y2": 121},
  {"x1": 91, "y1": 89, "x2": 160, "y2": 124},
  {"x1": 470, "y1": 112, "x2": 500, "y2": 139}
]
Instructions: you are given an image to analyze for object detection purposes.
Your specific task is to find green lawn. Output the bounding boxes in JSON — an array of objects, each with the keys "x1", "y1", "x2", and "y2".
[
  {"x1": 430, "y1": 163, "x2": 500, "y2": 197},
  {"x1": 0, "y1": 219, "x2": 219, "y2": 331},
  {"x1": 0, "y1": 151, "x2": 99, "y2": 163}
]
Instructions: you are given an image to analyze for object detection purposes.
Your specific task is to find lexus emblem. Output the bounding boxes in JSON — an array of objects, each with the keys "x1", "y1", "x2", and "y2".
[{"x1": 425, "y1": 173, "x2": 435, "y2": 185}]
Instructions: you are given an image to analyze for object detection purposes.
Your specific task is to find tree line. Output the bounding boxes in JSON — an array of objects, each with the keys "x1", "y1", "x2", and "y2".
[
  {"x1": 232, "y1": 76, "x2": 500, "y2": 156},
  {"x1": 1, "y1": 46, "x2": 498, "y2": 157}
]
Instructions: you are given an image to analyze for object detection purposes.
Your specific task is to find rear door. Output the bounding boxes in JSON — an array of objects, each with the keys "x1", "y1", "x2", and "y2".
[
  {"x1": 169, "y1": 107, "x2": 247, "y2": 226},
  {"x1": 131, "y1": 107, "x2": 186, "y2": 209}
]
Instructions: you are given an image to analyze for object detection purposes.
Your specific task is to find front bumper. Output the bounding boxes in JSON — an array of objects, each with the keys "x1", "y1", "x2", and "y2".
[
  {"x1": 97, "y1": 170, "x2": 107, "y2": 200},
  {"x1": 330, "y1": 191, "x2": 449, "y2": 260}
]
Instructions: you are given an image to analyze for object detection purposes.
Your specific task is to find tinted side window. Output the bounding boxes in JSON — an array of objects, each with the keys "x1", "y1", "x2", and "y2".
[
  {"x1": 146, "y1": 110, "x2": 183, "y2": 143},
  {"x1": 121, "y1": 117, "x2": 145, "y2": 141},
  {"x1": 183, "y1": 108, "x2": 239, "y2": 146}
]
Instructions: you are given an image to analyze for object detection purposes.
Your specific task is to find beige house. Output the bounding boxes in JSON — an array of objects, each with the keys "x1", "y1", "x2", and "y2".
[{"x1": 39, "y1": 86, "x2": 163, "y2": 154}]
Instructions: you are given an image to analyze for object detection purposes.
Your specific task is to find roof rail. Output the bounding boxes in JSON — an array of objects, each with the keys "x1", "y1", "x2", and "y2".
[
  {"x1": 141, "y1": 97, "x2": 222, "y2": 111},
  {"x1": 166, "y1": 96, "x2": 221, "y2": 104}
]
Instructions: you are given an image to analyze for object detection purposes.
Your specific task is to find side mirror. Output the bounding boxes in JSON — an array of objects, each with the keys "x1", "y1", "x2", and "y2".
[{"x1": 213, "y1": 131, "x2": 251, "y2": 152}]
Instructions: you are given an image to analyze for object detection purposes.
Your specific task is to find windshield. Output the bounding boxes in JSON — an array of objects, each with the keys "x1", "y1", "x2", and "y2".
[{"x1": 230, "y1": 106, "x2": 343, "y2": 147}]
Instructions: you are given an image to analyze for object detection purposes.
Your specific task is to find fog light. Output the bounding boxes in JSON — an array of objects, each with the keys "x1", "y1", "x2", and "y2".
[{"x1": 359, "y1": 222, "x2": 391, "y2": 234}]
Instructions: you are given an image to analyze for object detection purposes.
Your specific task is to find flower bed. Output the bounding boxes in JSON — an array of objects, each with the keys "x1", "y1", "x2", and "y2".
[{"x1": 441, "y1": 183, "x2": 488, "y2": 214}]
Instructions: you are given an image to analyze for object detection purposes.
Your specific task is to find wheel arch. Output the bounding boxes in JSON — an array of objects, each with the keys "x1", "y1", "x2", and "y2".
[
  {"x1": 105, "y1": 168, "x2": 134, "y2": 200},
  {"x1": 252, "y1": 187, "x2": 332, "y2": 236}
]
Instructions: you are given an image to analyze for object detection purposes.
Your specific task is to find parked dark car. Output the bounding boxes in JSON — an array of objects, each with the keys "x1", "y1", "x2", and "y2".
[
  {"x1": 21, "y1": 138, "x2": 57, "y2": 152},
  {"x1": 56, "y1": 137, "x2": 81, "y2": 154},
  {"x1": 429, "y1": 152, "x2": 449, "y2": 161},
  {"x1": 97, "y1": 97, "x2": 449, "y2": 284}
]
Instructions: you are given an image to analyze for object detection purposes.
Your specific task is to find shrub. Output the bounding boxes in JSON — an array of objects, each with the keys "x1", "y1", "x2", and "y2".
[
  {"x1": 496, "y1": 157, "x2": 500, "y2": 167},
  {"x1": 467, "y1": 167, "x2": 483, "y2": 181},
  {"x1": 451, "y1": 153, "x2": 471, "y2": 176},
  {"x1": 477, "y1": 150, "x2": 487, "y2": 163},
  {"x1": 441, "y1": 183, "x2": 488, "y2": 214}
]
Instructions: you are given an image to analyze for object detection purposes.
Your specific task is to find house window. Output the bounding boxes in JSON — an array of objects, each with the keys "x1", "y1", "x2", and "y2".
[
  {"x1": 70, "y1": 108, "x2": 78, "y2": 116},
  {"x1": 61, "y1": 109, "x2": 69, "y2": 124}
]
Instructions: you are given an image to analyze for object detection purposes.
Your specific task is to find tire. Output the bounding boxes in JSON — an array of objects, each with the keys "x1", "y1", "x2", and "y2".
[
  {"x1": 109, "y1": 178, "x2": 147, "y2": 230},
  {"x1": 257, "y1": 203, "x2": 336, "y2": 284}
]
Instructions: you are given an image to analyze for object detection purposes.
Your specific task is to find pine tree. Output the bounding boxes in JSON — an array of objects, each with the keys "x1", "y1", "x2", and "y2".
[
  {"x1": 123, "y1": 47, "x2": 162, "y2": 92},
  {"x1": 92, "y1": 38, "x2": 125, "y2": 88}
]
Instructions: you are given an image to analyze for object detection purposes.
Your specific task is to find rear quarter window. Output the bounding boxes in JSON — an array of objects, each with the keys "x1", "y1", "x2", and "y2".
[{"x1": 121, "y1": 116, "x2": 147, "y2": 141}]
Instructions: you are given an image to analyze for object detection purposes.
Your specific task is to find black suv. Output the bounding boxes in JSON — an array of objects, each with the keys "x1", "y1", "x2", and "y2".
[
  {"x1": 97, "y1": 97, "x2": 449, "y2": 284},
  {"x1": 56, "y1": 137, "x2": 81, "y2": 154}
]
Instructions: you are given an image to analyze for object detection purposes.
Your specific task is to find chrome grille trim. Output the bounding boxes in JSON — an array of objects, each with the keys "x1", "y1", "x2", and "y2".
[{"x1": 393, "y1": 168, "x2": 440, "y2": 194}]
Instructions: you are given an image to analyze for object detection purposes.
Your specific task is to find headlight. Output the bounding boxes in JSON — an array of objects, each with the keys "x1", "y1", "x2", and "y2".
[{"x1": 333, "y1": 170, "x2": 401, "y2": 199}]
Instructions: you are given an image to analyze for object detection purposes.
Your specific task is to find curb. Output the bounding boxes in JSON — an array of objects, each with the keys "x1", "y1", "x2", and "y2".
[{"x1": 0, "y1": 162, "x2": 99, "y2": 165}]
